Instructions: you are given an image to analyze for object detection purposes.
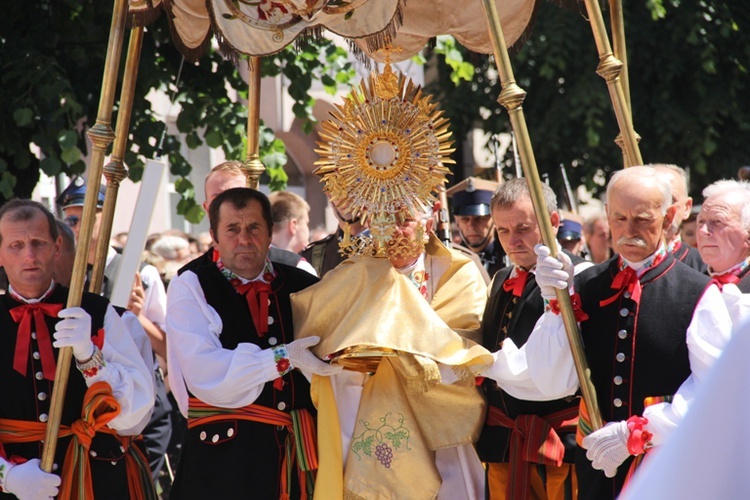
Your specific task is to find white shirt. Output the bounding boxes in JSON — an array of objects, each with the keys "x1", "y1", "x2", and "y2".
[{"x1": 166, "y1": 270, "x2": 281, "y2": 417}]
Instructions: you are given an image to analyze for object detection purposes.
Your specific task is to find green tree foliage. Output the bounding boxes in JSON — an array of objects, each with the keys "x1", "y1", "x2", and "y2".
[
  {"x1": 0, "y1": 0, "x2": 354, "y2": 222},
  {"x1": 424, "y1": 1, "x2": 750, "y2": 197}
]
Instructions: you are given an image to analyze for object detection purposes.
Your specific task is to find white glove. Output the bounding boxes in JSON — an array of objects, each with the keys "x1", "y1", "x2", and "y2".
[
  {"x1": 54, "y1": 307, "x2": 95, "y2": 362},
  {"x1": 582, "y1": 420, "x2": 631, "y2": 478},
  {"x1": 287, "y1": 336, "x2": 343, "y2": 377},
  {"x1": 534, "y1": 244, "x2": 574, "y2": 300},
  {"x1": 3, "y1": 458, "x2": 61, "y2": 500}
]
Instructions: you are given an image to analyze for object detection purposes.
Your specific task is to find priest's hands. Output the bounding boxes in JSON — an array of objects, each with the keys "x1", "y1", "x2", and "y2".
[
  {"x1": 54, "y1": 307, "x2": 95, "y2": 362},
  {"x1": 534, "y1": 244, "x2": 574, "y2": 300},
  {"x1": 581, "y1": 420, "x2": 631, "y2": 478},
  {"x1": 287, "y1": 336, "x2": 343, "y2": 377},
  {"x1": 2, "y1": 458, "x2": 61, "y2": 500}
]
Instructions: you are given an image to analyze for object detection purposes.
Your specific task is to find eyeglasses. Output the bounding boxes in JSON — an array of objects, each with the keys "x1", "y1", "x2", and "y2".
[{"x1": 64, "y1": 215, "x2": 80, "y2": 228}]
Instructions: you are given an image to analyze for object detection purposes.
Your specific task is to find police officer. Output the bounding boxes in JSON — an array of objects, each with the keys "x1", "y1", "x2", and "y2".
[{"x1": 446, "y1": 177, "x2": 505, "y2": 278}]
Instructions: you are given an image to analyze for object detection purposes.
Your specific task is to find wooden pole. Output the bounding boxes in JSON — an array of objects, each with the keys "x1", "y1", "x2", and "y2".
[
  {"x1": 480, "y1": 0, "x2": 603, "y2": 430},
  {"x1": 583, "y1": 0, "x2": 642, "y2": 167},
  {"x1": 608, "y1": 0, "x2": 639, "y2": 167},
  {"x1": 243, "y1": 56, "x2": 265, "y2": 189},
  {"x1": 90, "y1": 26, "x2": 144, "y2": 294},
  {"x1": 41, "y1": 0, "x2": 130, "y2": 471}
]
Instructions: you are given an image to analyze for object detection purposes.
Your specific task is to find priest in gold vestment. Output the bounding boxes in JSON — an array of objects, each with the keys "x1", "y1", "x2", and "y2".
[{"x1": 293, "y1": 213, "x2": 491, "y2": 499}]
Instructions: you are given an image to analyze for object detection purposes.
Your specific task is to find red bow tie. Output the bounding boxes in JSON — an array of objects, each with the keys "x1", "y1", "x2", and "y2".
[
  {"x1": 9, "y1": 303, "x2": 63, "y2": 381},
  {"x1": 232, "y1": 280, "x2": 273, "y2": 336},
  {"x1": 503, "y1": 269, "x2": 530, "y2": 297},
  {"x1": 600, "y1": 266, "x2": 642, "y2": 307},
  {"x1": 712, "y1": 273, "x2": 740, "y2": 291}
]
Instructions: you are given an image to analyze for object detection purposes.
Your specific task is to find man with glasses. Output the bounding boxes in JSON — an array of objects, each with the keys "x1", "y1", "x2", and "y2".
[{"x1": 446, "y1": 177, "x2": 505, "y2": 278}]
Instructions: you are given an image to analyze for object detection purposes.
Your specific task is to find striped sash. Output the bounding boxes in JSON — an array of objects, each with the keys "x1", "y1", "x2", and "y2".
[
  {"x1": 0, "y1": 381, "x2": 155, "y2": 500},
  {"x1": 486, "y1": 405, "x2": 579, "y2": 500},
  {"x1": 188, "y1": 398, "x2": 318, "y2": 498}
]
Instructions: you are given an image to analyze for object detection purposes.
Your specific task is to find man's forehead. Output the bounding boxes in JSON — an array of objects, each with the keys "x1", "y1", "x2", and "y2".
[
  {"x1": 611, "y1": 183, "x2": 664, "y2": 208},
  {"x1": 702, "y1": 198, "x2": 739, "y2": 218},
  {"x1": 0, "y1": 211, "x2": 51, "y2": 238},
  {"x1": 219, "y1": 202, "x2": 264, "y2": 221}
]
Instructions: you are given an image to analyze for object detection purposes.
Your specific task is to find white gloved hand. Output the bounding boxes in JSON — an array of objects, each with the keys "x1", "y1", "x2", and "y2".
[
  {"x1": 582, "y1": 420, "x2": 631, "y2": 478},
  {"x1": 287, "y1": 336, "x2": 343, "y2": 377},
  {"x1": 3, "y1": 458, "x2": 61, "y2": 500},
  {"x1": 54, "y1": 307, "x2": 95, "y2": 362},
  {"x1": 534, "y1": 244, "x2": 574, "y2": 300}
]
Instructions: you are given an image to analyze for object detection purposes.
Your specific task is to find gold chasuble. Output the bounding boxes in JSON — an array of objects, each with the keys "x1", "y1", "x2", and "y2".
[{"x1": 293, "y1": 236, "x2": 491, "y2": 499}]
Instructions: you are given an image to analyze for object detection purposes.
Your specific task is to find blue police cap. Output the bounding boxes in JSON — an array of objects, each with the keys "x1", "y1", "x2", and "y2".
[
  {"x1": 56, "y1": 176, "x2": 106, "y2": 210},
  {"x1": 558, "y1": 219, "x2": 582, "y2": 241},
  {"x1": 445, "y1": 177, "x2": 499, "y2": 216}
]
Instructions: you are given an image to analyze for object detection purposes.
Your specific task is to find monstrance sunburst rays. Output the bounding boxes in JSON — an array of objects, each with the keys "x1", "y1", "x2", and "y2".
[{"x1": 315, "y1": 62, "x2": 455, "y2": 257}]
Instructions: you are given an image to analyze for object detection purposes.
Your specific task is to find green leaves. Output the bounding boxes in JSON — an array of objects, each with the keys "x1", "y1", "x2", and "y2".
[
  {"x1": 430, "y1": 35, "x2": 476, "y2": 85},
  {"x1": 13, "y1": 108, "x2": 33, "y2": 127}
]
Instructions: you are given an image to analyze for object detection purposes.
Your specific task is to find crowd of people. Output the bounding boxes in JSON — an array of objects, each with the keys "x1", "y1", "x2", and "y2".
[{"x1": 0, "y1": 160, "x2": 747, "y2": 499}]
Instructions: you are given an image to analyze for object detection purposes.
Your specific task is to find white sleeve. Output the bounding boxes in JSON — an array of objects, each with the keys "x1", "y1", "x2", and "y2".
[
  {"x1": 85, "y1": 305, "x2": 156, "y2": 434},
  {"x1": 483, "y1": 268, "x2": 585, "y2": 401},
  {"x1": 139, "y1": 265, "x2": 167, "y2": 328},
  {"x1": 296, "y1": 258, "x2": 318, "y2": 277},
  {"x1": 511, "y1": 311, "x2": 579, "y2": 400},
  {"x1": 166, "y1": 271, "x2": 281, "y2": 417},
  {"x1": 121, "y1": 310, "x2": 155, "y2": 373},
  {"x1": 643, "y1": 284, "x2": 733, "y2": 445}
]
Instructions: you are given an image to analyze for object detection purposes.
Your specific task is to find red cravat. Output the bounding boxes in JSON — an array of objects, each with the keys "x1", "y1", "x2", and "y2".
[
  {"x1": 600, "y1": 266, "x2": 642, "y2": 307},
  {"x1": 711, "y1": 273, "x2": 740, "y2": 291},
  {"x1": 232, "y1": 280, "x2": 272, "y2": 336},
  {"x1": 9, "y1": 303, "x2": 63, "y2": 381},
  {"x1": 503, "y1": 269, "x2": 530, "y2": 297}
]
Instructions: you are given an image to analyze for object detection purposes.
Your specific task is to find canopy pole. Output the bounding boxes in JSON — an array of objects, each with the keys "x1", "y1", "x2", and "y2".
[
  {"x1": 608, "y1": 0, "x2": 638, "y2": 167},
  {"x1": 243, "y1": 56, "x2": 265, "y2": 189},
  {"x1": 91, "y1": 26, "x2": 145, "y2": 294},
  {"x1": 480, "y1": 0, "x2": 603, "y2": 431},
  {"x1": 41, "y1": 0, "x2": 130, "y2": 471},
  {"x1": 583, "y1": 0, "x2": 642, "y2": 167}
]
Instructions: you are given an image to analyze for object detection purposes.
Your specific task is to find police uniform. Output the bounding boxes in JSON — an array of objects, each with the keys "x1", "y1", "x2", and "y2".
[
  {"x1": 300, "y1": 229, "x2": 346, "y2": 278},
  {"x1": 446, "y1": 177, "x2": 505, "y2": 278}
]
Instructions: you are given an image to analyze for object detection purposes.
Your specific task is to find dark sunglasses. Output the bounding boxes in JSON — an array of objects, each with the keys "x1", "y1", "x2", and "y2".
[{"x1": 64, "y1": 215, "x2": 80, "y2": 228}]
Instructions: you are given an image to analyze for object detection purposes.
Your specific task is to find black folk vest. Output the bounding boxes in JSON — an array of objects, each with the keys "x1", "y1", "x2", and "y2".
[
  {"x1": 0, "y1": 286, "x2": 134, "y2": 499},
  {"x1": 575, "y1": 255, "x2": 709, "y2": 422},
  {"x1": 171, "y1": 262, "x2": 317, "y2": 500},
  {"x1": 476, "y1": 252, "x2": 583, "y2": 463},
  {"x1": 673, "y1": 242, "x2": 707, "y2": 273}
]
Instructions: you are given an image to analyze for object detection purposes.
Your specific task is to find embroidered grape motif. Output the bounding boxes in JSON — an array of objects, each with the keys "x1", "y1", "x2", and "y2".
[{"x1": 375, "y1": 442, "x2": 393, "y2": 468}]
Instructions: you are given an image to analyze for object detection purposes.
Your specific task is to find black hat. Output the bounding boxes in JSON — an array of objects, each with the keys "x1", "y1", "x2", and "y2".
[
  {"x1": 445, "y1": 177, "x2": 499, "y2": 217},
  {"x1": 56, "y1": 176, "x2": 106, "y2": 210},
  {"x1": 558, "y1": 219, "x2": 582, "y2": 241}
]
